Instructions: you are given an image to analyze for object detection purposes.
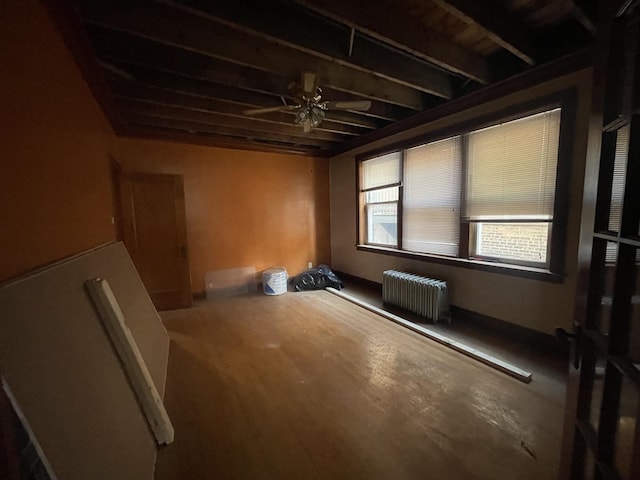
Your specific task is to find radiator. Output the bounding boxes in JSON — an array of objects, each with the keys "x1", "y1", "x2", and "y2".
[{"x1": 382, "y1": 270, "x2": 450, "y2": 322}]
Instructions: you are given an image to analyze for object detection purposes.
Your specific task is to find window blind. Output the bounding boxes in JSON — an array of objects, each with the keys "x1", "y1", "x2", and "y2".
[
  {"x1": 361, "y1": 152, "x2": 401, "y2": 190},
  {"x1": 608, "y1": 124, "x2": 629, "y2": 232},
  {"x1": 403, "y1": 137, "x2": 462, "y2": 256},
  {"x1": 464, "y1": 109, "x2": 561, "y2": 220}
]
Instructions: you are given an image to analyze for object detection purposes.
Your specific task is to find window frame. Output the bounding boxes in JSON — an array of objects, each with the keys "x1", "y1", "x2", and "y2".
[
  {"x1": 355, "y1": 89, "x2": 576, "y2": 282},
  {"x1": 358, "y1": 150, "x2": 403, "y2": 248}
]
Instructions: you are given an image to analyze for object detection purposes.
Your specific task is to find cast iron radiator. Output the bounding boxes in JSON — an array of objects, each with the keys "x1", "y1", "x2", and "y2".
[{"x1": 382, "y1": 270, "x2": 450, "y2": 322}]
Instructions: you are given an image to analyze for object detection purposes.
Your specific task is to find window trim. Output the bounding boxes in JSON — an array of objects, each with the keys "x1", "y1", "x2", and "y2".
[{"x1": 355, "y1": 88, "x2": 577, "y2": 281}]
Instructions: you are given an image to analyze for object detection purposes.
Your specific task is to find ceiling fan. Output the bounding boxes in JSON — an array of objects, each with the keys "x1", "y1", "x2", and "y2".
[{"x1": 243, "y1": 72, "x2": 372, "y2": 132}]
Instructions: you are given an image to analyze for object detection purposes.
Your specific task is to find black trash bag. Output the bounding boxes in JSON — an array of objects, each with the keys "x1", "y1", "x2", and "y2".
[{"x1": 292, "y1": 264, "x2": 343, "y2": 291}]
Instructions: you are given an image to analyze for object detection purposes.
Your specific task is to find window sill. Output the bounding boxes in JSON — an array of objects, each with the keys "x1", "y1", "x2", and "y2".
[{"x1": 355, "y1": 244, "x2": 564, "y2": 283}]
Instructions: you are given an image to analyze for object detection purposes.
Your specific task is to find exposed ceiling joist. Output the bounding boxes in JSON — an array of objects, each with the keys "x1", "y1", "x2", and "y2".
[
  {"x1": 125, "y1": 125, "x2": 325, "y2": 155},
  {"x1": 89, "y1": 27, "x2": 396, "y2": 128},
  {"x1": 428, "y1": 0, "x2": 536, "y2": 65},
  {"x1": 157, "y1": 0, "x2": 454, "y2": 99},
  {"x1": 111, "y1": 84, "x2": 369, "y2": 136},
  {"x1": 289, "y1": 0, "x2": 490, "y2": 83},
  {"x1": 46, "y1": 0, "x2": 596, "y2": 155},
  {"x1": 125, "y1": 113, "x2": 338, "y2": 150},
  {"x1": 77, "y1": 0, "x2": 427, "y2": 110},
  {"x1": 116, "y1": 97, "x2": 348, "y2": 144},
  {"x1": 117, "y1": 98, "x2": 354, "y2": 143}
]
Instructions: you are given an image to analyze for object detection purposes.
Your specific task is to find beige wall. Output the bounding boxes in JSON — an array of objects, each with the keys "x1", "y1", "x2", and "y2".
[
  {"x1": 330, "y1": 69, "x2": 593, "y2": 334},
  {"x1": 0, "y1": 0, "x2": 116, "y2": 282},
  {"x1": 110, "y1": 138, "x2": 332, "y2": 294}
]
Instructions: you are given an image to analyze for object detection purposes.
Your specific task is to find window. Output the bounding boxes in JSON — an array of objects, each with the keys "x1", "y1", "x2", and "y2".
[
  {"x1": 465, "y1": 109, "x2": 560, "y2": 266},
  {"x1": 360, "y1": 152, "x2": 401, "y2": 247},
  {"x1": 404, "y1": 137, "x2": 461, "y2": 256},
  {"x1": 358, "y1": 102, "x2": 570, "y2": 275}
]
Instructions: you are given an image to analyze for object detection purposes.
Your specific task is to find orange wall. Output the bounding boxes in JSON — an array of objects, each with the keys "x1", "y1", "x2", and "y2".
[
  {"x1": 111, "y1": 138, "x2": 331, "y2": 294},
  {"x1": 0, "y1": 1, "x2": 115, "y2": 282}
]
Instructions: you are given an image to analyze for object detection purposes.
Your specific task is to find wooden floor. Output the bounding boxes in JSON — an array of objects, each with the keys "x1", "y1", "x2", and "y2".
[{"x1": 156, "y1": 290, "x2": 564, "y2": 480}]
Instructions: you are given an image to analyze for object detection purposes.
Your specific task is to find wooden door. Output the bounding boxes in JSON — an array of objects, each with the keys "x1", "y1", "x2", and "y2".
[
  {"x1": 559, "y1": 1, "x2": 640, "y2": 479},
  {"x1": 120, "y1": 172, "x2": 192, "y2": 310}
]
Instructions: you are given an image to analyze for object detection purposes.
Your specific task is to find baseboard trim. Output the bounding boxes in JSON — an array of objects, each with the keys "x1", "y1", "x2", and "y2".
[
  {"x1": 326, "y1": 287, "x2": 532, "y2": 383},
  {"x1": 333, "y1": 270, "x2": 564, "y2": 354},
  {"x1": 193, "y1": 291, "x2": 206, "y2": 301},
  {"x1": 333, "y1": 270, "x2": 382, "y2": 293},
  {"x1": 451, "y1": 306, "x2": 566, "y2": 354}
]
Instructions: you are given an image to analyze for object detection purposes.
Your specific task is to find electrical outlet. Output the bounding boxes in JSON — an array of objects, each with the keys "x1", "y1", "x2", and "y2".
[{"x1": 307, "y1": 261, "x2": 313, "y2": 269}]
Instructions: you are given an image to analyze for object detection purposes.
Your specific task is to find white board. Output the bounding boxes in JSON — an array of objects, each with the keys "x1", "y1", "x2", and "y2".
[
  {"x1": 86, "y1": 277, "x2": 174, "y2": 445},
  {"x1": 0, "y1": 242, "x2": 171, "y2": 480}
]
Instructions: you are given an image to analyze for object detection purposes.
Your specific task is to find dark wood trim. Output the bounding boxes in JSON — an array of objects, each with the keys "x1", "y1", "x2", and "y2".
[
  {"x1": 333, "y1": 271, "x2": 382, "y2": 294},
  {"x1": 354, "y1": 89, "x2": 577, "y2": 278},
  {"x1": 354, "y1": 157, "x2": 361, "y2": 246},
  {"x1": 355, "y1": 245, "x2": 564, "y2": 282},
  {"x1": 609, "y1": 356, "x2": 640, "y2": 386},
  {"x1": 360, "y1": 182, "x2": 402, "y2": 193},
  {"x1": 593, "y1": 232, "x2": 640, "y2": 247},
  {"x1": 549, "y1": 89, "x2": 578, "y2": 274},
  {"x1": 329, "y1": 48, "x2": 592, "y2": 157},
  {"x1": 354, "y1": 89, "x2": 576, "y2": 161},
  {"x1": 193, "y1": 291, "x2": 207, "y2": 301},
  {"x1": 450, "y1": 306, "x2": 568, "y2": 354},
  {"x1": 42, "y1": 0, "x2": 125, "y2": 134},
  {"x1": 596, "y1": 361, "x2": 622, "y2": 469}
]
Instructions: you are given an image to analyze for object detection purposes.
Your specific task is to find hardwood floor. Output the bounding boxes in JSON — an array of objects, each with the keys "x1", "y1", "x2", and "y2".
[{"x1": 156, "y1": 290, "x2": 564, "y2": 479}]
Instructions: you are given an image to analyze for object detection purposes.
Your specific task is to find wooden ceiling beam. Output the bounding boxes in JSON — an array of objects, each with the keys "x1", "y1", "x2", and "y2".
[
  {"x1": 289, "y1": 0, "x2": 490, "y2": 83},
  {"x1": 105, "y1": 66, "x2": 385, "y2": 130},
  {"x1": 123, "y1": 113, "x2": 337, "y2": 149},
  {"x1": 110, "y1": 83, "x2": 368, "y2": 136},
  {"x1": 77, "y1": 0, "x2": 426, "y2": 110},
  {"x1": 123, "y1": 125, "x2": 324, "y2": 156},
  {"x1": 428, "y1": 0, "x2": 536, "y2": 65},
  {"x1": 106, "y1": 70, "x2": 385, "y2": 130},
  {"x1": 570, "y1": 1, "x2": 597, "y2": 36},
  {"x1": 87, "y1": 25, "x2": 408, "y2": 123},
  {"x1": 117, "y1": 100, "x2": 349, "y2": 143},
  {"x1": 158, "y1": 0, "x2": 453, "y2": 99}
]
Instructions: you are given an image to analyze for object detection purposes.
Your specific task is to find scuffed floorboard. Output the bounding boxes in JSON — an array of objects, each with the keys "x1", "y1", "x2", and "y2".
[{"x1": 156, "y1": 290, "x2": 563, "y2": 480}]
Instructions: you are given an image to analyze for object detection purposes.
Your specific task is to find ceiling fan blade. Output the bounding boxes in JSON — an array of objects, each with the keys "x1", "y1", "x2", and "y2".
[
  {"x1": 243, "y1": 105, "x2": 298, "y2": 116},
  {"x1": 325, "y1": 100, "x2": 372, "y2": 111},
  {"x1": 301, "y1": 71, "x2": 317, "y2": 95},
  {"x1": 99, "y1": 60, "x2": 134, "y2": 80}
]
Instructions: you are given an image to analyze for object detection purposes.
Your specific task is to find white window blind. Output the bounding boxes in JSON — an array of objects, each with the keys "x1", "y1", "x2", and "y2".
[
  {"x1": 608, "y1": 124, "x2": 629, "y2": 232},
  {"x1": 361, "y1": 152, "x2": 401, "y2": 247},
  {"x1": 606, "y1": 125, "x2": 629, "y2": 263},
  {"x1": 464, "y1": 109, "x2": 561, "y2": 220},
  {"x1": 361, "y1": 152, "x2": 401, "y2": 190},
  {"x1": 403, "y1": 137, "x2": 462, "y2": 256}
]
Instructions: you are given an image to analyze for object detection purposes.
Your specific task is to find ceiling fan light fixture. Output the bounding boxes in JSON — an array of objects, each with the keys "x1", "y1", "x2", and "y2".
[
  {"x1": 246, "y1": 72, "x2": 371, "y2": 133},
  {"x1": 294, "y1": 105, "x2": 326, "y2": 131},
  {"x1": 311, "y1": 106, "x2": 325, "y2": 126},
  {"x1": 294, "y1": 107, "x2": 308, "y2": 125}
]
